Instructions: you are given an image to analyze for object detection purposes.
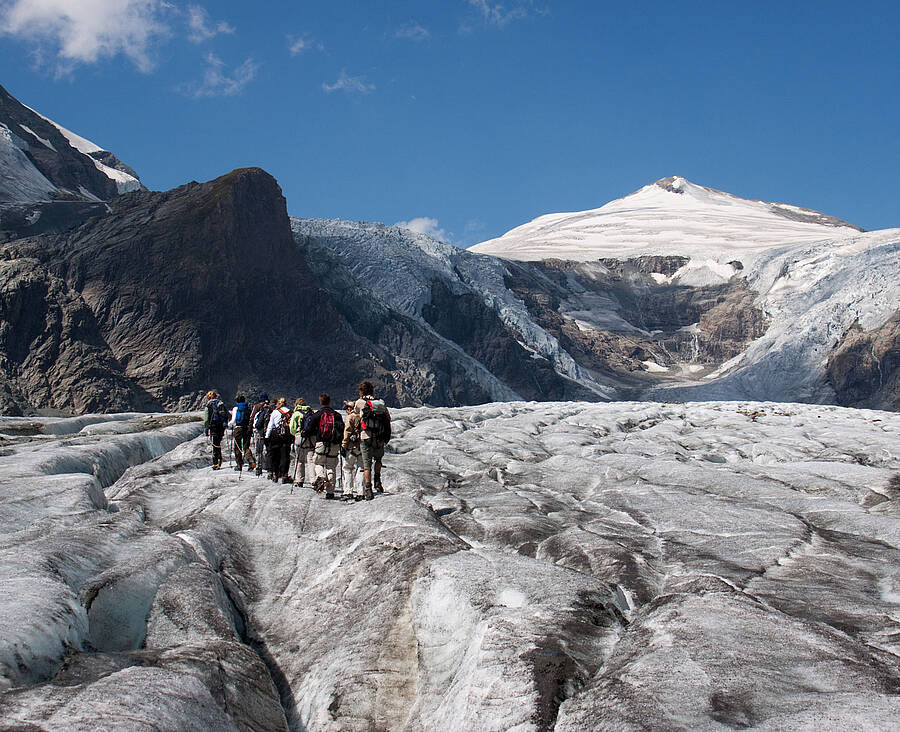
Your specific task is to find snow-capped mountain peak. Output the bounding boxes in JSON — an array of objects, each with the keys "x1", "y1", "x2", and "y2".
[
  {"x1": 470, "y1": 176, "x2": 864, "y2": 264},
  {"x1": 0, "y1": 84, "x2": 143, "y2": 206},
  {"x1": 26, "y1": 106, "x2": 142, "y2": 195}
]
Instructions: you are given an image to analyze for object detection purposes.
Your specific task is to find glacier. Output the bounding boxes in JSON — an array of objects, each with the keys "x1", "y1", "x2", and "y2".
[{"x1": 1, "y1": 402, "x2": 899, "y2": 730}]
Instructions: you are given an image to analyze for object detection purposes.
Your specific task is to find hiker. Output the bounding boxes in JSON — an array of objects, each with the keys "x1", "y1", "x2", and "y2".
[
  {"x1": 203, "y1": 390, "x2": 228, "y2": 470},
  {"x1": 228, "y1": 393, "x2": 256, "y2": 472},
  {"x1": 354, "y1": 381, "x2": 391, "y2": 499},
  {"x1": 304, "y1": 393, "x2": 344, "y2": 499},
  {"x1": 289, "y1": 398, "x2": 315, "y2": 487},
  {"x1": 341, "y1": 400, "x2": 363, "y2": 501},
  {"x1": 265, "y1": 397, "x2": 293, "y2": 483},
  {"x1": 250, "y1": 393, "x2": 272, "y2": 477}
]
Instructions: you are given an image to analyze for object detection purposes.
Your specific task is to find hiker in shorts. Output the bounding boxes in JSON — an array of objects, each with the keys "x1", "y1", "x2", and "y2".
[
  {"x1": 353, "y1": 381, "x2": 391, "y2": 500},
  {"x1": 228, "y1": 393, "x2": 256, "y2": 472},
  {"x1": 289, "y1": 398, "x2": 315, "y2": 487},
  {"x1": 203, "y1": 390, "x2": 228, "y2": 470},
  {"x1": 306, "y1": 393, "x2": 344, "y2": 499},
  {"x1": 341, "y1": 400, "x2": 363, "y2": 501},
  {"x1": 265, "y1": 397, "x2": 293, "y2": 483},
  {"x1": 249, "y1": 393, "x2": 271, "y2": 477}
]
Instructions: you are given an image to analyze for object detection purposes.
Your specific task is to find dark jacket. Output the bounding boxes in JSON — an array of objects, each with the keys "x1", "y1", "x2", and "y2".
[{"x1": 302, "y1": 407, "x2": 345, "y2": 446}]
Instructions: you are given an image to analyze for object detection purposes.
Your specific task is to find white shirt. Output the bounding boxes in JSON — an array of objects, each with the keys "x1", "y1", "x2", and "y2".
[{"x1": 265, "y1": 407, "x2": 291, "y2": 438}]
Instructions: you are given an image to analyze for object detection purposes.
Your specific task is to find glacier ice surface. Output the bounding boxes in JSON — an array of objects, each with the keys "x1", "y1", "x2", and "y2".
[{"x1": 1, "y1": 402, "x2": 899, "y2": 730}]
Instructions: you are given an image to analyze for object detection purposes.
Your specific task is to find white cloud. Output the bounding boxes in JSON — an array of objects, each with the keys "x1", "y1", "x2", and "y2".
[
  {"x1": 0, "y1": 0, "x2": 170, "y2": 72},
  {"x1": 394, "y1": 217, "x2": 449, "y2": 242},
  {"x1": 394, "y1": 21, "x2": 429, "y2": 42},
  {"x1": 322, "y1": 70, "x2": 375, "y2": 95},
  {"x1": 186, "y1": 4, "x2": 234, "y2": 43},
  {"x1": 465, "y1": 0, "x2": 535, "y2": 28},
  {"x1": 184, "y1": 52, "x2": 259, "y2": 98},
  {"x1": 287, "y1": 33, "x2": 323, "y2": 56}
]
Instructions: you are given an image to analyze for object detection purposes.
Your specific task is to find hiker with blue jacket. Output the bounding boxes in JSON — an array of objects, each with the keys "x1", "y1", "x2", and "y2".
[
  {"x1": 228, "y1": 393, "x2": 256, "y2": 472},
  {"x1": 203, "y1": 390, "x2": 228, "y2": 470}
]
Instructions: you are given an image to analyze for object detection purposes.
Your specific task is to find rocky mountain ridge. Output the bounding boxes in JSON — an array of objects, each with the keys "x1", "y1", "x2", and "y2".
[{"x1": 0, "y1": 84, "x2": 896, "y2": 414}]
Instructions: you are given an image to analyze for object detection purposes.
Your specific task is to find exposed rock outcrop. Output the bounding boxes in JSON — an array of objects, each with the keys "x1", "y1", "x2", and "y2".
[
  {"x1": 0, "y1": 169, "x2": 399, "y2": 413},
  {"x1": 503, "y1": 257, "x2": 769, "y2": 385},
  {"x1": 827, "y1": 312, "x2": 900, "y2": 411}
]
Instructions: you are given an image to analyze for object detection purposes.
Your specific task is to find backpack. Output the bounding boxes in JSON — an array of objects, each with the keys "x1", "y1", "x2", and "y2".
[
  {"x1": 254, "y1": 404, "x2": 273, "y2": 435},
  {"x1": 274, "y1": 407, "x2": 292, "y2": 438},
  {"x1": 300, "y1": 409, "x2": 318, "y2": 444},
  {"x1": 361, "y1": 399, "x2": 391, "y2": 443},
  {"x1": 209, "y1": 399, "x2": 227, "y2": 426},
  {"x1": 316, "y1": 408, "x2": 344, "y2": 445},
  {"x1": 234, "y1": 401, "x2": 250, "y2": 428},
  {"x1": 290, "y1": 405, "x2": 311, "y2": 435}
]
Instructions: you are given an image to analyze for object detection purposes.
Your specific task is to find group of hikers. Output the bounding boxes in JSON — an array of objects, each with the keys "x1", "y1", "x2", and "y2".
[{"x1": 203, "y1": 381, "x2": 391, "y2": 502}]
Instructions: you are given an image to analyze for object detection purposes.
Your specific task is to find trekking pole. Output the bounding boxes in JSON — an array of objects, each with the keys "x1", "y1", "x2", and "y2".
[
  {"x1": 292, "y1": 443, "x2": 301, "y2": 485},
  {"x1": 228, "y1": 429, "x2": 233, "y2": 468},
  {"x1": 338, "y1": 453, "x2": 344, "y2": 496}
]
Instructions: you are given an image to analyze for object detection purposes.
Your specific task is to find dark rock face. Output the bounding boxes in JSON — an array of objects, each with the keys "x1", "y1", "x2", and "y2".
[
  {"x1": 0, "y1": 169, "x2": 410, "y2": 414},
  {"x1": 0, "y1": 254, "x2": 158, "y2": 415},
  {"x1": 827, "y1": 312, "x2": 900, "y2": 411}
]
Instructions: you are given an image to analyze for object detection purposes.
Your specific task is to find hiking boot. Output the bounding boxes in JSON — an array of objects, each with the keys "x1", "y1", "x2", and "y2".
[
  {"x1": 233, "y1": 466, "x2": 242, "y2": 472},
  {"x1": 325, "y1": 493, "x2": 335, "y2": 500},
  {"x1": 363, "y1": 484, "x2": 374, "y2": 500},
  {"x1": 213, "y1": 462, "x2": 221, "y2": 471},
  {"x1": 255, "y1": 468, "x2": 262, "y2": 476},
  {"x1": 354, "y1": 495, "x2": 364, "y2": 502},
  {"x1": 374, "y1": 478, "x2": 384, "y2": 494},
  {"x1": 341, "y1": 494, "x2": 355, "y2": 502},
  {"x1": 282, "y1": 477, "x2": 291, "y2": 484}
]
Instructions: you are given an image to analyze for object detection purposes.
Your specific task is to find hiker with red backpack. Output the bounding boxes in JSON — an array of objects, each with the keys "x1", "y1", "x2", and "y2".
[
  {"x1": 354, "y1": 381, "x2": 391, "y2": 500},
  {"x1": 228, "y1": 393, "x2": 256, "y2": 473},
  {"x1": 303, "y1": 393, "x2": 344, "y2": 499},
  {"x1": 203, "y1": 390, "x2": 229, "y2": 470},
  {"x1": 265, "y1": 397, "x2": 293, "y2": 483}
]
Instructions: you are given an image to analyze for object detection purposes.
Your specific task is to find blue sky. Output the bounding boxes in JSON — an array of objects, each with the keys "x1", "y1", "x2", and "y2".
[{"x1": 1, "y1": 1, "x2": 898, "y2": 245}]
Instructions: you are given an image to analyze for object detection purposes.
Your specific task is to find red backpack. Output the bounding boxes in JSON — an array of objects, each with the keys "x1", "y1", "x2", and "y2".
[{"x1": 317, "y1": 408, "x2": 344, "y2": 444}]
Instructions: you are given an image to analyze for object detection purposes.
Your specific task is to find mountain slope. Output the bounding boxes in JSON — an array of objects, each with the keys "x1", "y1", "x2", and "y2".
[
  {"x1": 646, "y1": 229, "x2": 900, "y2": 407},
  {"x1": 0, "y1": 84, "x2": 142, "y2": 211},
  {"x1": 471, "y1": 176, "x2": 863, "y2": 267}
]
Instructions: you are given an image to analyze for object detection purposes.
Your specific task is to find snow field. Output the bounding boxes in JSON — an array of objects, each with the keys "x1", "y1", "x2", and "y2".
[{"x1": 470, "y1": 177, "x2": 862, "y2": 265}]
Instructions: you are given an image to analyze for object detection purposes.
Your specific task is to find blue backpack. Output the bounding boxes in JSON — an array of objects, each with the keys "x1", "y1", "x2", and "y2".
[{"x1": 234, "y1": 401, "x2": 250, "y2": 427}]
